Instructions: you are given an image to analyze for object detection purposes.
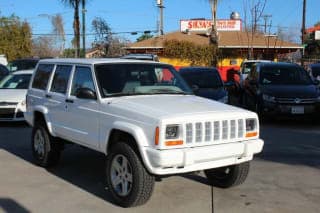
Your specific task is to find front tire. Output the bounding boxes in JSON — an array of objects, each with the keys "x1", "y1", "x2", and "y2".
[
  {"x1": 106, "y1": 142, "x2": 155, "y2": 207},
  {"x1": 31, "y1": 123, "x2": 62, "y2": 167},
  {"x1": 204, "y1": 162, "x2": 250, "y2": 188}
]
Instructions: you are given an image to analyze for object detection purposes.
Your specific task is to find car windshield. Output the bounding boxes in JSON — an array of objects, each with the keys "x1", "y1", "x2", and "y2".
[
  {"x1": 7, "y1": 60, "x2": 38, "y2": 72},
  {"x1": 0, "y1": 73, "x2": 31, "y2": 89},
  {"x1": 95, "y1": 63, "x2": 192, "y2": 97},
  {"x1": 180, "y1": 71, "x2": 223, "y2": 88},
  {"x1": 242, "y1": 62, "x2": 255, "y2": 74},
  {"x1": 260, "y1": 65, "x2": 312, "y2": 85}
]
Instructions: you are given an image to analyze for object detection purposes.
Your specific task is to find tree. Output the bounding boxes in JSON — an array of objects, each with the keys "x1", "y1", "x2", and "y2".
[
  {"x1": 242, "y1": 0, "x2": 267, "y2": 59},
  {"x1": 0, "y1": 15, "x2": 32, "y2": 61},
  {"x1": 136, "y1": 33, "x2": 153, "y2": 42},
  {"x1": 32, "y1": 36, "x2": 59, "y2": 57},
  {"x1": 60, "y1": 0, "x2": 81, "y2": 57},
  {"x1": 91, "y1": 17, "x2": 112, "y2": 55},
  {"x1": 51, "y1": 14, "x2": 66, "y2": 56}
]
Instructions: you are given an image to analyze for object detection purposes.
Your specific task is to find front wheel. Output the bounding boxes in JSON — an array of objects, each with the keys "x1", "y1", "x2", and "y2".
[
  {"x1": 204, "y1": 162, "x2": 250, "y2": 188},
  {"x1": 106, "y1": 142, "x2": 155, "y2": 207}
]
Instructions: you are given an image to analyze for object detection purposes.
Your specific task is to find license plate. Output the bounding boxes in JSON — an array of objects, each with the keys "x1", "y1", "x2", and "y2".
[{"x1": 291, "y1": 106, "x2": 304, "y2": 114}]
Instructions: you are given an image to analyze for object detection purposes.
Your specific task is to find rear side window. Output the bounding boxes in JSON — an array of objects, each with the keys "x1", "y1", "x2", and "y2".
[
  {"x1": 50, "y1": 65, "x2": 72, "y2": 94},
  {"x1": 32, "y1": 64, "x2": 54, "y2": 90}
]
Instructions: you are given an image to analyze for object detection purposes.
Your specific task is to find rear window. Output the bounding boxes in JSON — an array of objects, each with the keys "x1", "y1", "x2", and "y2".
[
  {"x1": 32, "y1": 64, "x2": 54, "y2": 90},
  {"x1": 180, "y1": 71, "x2": 223, "y2": 88}
]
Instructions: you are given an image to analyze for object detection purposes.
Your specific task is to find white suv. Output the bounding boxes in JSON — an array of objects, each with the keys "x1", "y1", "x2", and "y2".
[{"x1": 25, "y1": 58, "x2": 264, "y2": 207}]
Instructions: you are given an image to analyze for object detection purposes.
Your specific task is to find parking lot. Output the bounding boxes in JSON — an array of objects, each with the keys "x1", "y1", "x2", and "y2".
[{"x1": 0, "y1": 119, "x2": 320, "y2": 213}]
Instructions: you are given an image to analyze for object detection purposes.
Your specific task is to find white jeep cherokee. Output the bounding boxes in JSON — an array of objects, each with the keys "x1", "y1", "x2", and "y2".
[{"x1": 25, "y1": 58, "x2": 264, "y2": 207}]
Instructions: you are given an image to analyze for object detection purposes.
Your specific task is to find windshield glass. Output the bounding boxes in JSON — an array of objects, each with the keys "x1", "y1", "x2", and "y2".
[
  {"x1": 260, "y1": 65, "x2": 312, "y2": 85},
  {"x1": 7, "y1": 60, "x2": 38, "y2": 72},
  {"x1": 0, "y1": 73, "x2": 31, "y2": 89},
  {"x1": 242, "y1": 62, "x2": 255, "y2": 74},
  {"x1": 95, "y1": 63, "x2": 192, "y2": 97},
  {"x1": 180, "y1": 71, "x2": 223, "y2": 88}
]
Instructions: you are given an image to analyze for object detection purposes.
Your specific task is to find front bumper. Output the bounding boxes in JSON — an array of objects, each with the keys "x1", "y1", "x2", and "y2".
[
  {"x1": 0, "y1": 105, "x2": 25, "y2": 122},
  {"x1": 262, "y1": 101, "x2": 320, "y2": 115},
  {"x1": 142, "y1": 139, "x2": 264, "y2": 175}
]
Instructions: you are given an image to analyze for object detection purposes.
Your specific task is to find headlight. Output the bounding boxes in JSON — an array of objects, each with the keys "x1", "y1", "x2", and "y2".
[
  {"x1": 245, "y1": 118, "x2": 258, "y2": 138},
  {"x1": 165, "y1": 125, "x2": 180, "y2": 139},
  {"x1": 20, "y1": 100, "x2": 26, "y2": 106},
  {"x1": 262, "y1": 94, "x2": 276, "y2": 102},
  {"x1": 218, "y1": 95, "x2": 228, "y2": 104}
]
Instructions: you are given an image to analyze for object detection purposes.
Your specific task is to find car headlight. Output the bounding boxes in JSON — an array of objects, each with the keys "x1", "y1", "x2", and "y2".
[
  {"x1": 218, "y1": 95, "x2": 228, "y2": 104},
  {"x1": 165, "y1": 125, "x2": 180, "y2": 139},
  {"x1": 245, "y1": 118, "x2": 258, "y2": 138},
  {"x1": 262, "y1": 94, "x2": 276, "y2": 103},
  {"x1": 20, "y1": 100, "x2": 26, "y2": 106}
]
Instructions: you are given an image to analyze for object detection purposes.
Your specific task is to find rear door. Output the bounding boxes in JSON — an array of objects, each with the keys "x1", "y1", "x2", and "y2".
[{"x1": 46, "y1": 64, "x2": 73, "y2": 136}]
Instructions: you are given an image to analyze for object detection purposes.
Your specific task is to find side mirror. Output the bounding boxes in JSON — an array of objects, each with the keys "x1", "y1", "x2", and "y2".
[
  {"x1": 191, "y1": 84, "x2": 199, "y2": 92},
  {"x1": 313, "y1": 79, "x2": 320, "y2": 85},
  {"x1": 75, "y1": 87, "x2": 97, "y2": 100}
]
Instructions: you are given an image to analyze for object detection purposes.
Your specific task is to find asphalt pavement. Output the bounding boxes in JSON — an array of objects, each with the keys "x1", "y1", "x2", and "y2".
[{"x1": 0, "y1": 119, "x2": 319, "y2": 213}]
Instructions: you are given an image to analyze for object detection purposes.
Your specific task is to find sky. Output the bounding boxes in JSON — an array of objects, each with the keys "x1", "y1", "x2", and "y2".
[{"x1": 0, "y1": 0, "x2": 319, "y2": 48}]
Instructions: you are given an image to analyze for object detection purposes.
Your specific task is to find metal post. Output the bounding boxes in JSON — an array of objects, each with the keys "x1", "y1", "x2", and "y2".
[
  {"x1": 157, "y1": 0, "x2": 164, "y2": 36},
  {"x1": 301, "y1": 0, "x2": 306, "y2": 66},
  {"x1": 82, "y1": 0, "x2": 86, "y2": 58}
]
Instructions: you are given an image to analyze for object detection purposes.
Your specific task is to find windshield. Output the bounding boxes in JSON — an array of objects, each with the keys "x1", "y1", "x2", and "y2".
[
  {"x1": 7, "y1": 60, "x2": 38, "y2": 72},
  {"x1": 180, "y1": 71, "x2": 223, "y2": 88},
  {"x1": 0, "y1": 73, "x2": 31, "y2": 89},
  {"x1": 95, "y1": 63, "x2": 192, "y2": 97},
  {"x1": 260, "y1": 65, "x2": 312, "y2": 85},
  {"x1": 242, "y1": 62, "x2": 255, "y2": 74}
]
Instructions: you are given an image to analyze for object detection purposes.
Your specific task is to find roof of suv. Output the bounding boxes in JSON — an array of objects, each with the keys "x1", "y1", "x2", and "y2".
[{"x1": 39, "y1": 58, "x2": 165, "y2": 65}]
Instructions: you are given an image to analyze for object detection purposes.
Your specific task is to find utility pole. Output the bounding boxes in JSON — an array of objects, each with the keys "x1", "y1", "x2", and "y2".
[
  {"x1": 262, "y1": 14, "x2": 272, "y2": 34},
  {"x1": 157, "y1": 0, "x2": 164, "y2": 36},
  {"x1": 82, "y1": 0, "x2": 86, "y2": 58},
  {"x1": 301, "y1": 0, "x2": 306, "y2": 66}
]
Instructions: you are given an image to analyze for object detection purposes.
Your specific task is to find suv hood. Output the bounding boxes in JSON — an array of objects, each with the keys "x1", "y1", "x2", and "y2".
[
  {"x1": 0, "y1": 89, "x2": 26, "y2": 103},
  {"x1": 261, "y1": 84, "x2": 319, "y2": 98},
  {"x1": 107, "y1": 95, "x2": 250, "y2": 119}
]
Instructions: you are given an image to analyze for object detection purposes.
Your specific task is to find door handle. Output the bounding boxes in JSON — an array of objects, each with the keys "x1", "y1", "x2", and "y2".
[
  {"x1": 45, "y1": 94, "x2": 52, "y2": 98},
  {"x1": 65, "y1": 99, "x2": 74, "y2": 103}
]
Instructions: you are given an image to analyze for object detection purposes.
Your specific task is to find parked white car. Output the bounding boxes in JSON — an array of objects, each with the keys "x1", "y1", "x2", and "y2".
[
  {"x1": 0, "y1": 70, "x2": 33, "y2": 121},
  {"x1": 25, "y1": 59, "x2": 264, "y2": 207}
]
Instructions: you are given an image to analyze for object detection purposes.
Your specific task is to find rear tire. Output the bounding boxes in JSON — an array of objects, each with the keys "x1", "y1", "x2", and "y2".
[
  {"x1": 106, "y1": 142, "x2": 155, "y2": 207},
  {"x1": 204, "y1": 162, "x2": 250, "y2": 188},
  {"x1": 31, "y1": 123, "x2": 62, "y2": 167}
]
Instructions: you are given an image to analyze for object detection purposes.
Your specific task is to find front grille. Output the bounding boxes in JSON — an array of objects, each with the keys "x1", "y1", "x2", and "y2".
[
  {"x1": 276, "y1": 97, "x2": 316, "y2": 104},
  {"x1": 185, "y1": 119, "x2": 245, "y2": 145},
  {"x1": 0, "y1": 102, "x2": 18, "y2": 106},
  {"x1": 0, "y1": 108, "x2": 15, "y2": 118}
]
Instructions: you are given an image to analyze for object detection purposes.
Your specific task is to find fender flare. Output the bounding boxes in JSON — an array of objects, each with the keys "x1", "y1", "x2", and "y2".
[{"x1": 33, "y1": 106, "x2": 56, "y2": 137}]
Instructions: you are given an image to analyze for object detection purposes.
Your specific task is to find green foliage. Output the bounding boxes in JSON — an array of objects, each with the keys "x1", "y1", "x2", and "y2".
[
  {"x1": 163, "y1": 40, "x2": 217, "y2": 66},
  {"x1": 136, "y1": 33, "x2": 153, "y2": 42},
  {"x1": 0, "y1": 15, "x2": 32, "y2": 61},
  {"x1": 62, "y1": 48, "x2": 85, "y2": 58}
]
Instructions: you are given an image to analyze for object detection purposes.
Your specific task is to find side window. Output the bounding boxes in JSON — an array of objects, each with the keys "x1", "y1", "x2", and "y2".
[
  {"x1": 50, "y1": 65, "x2": 72, "y2": 94},
  {"x1": 32, "y1": 64, "x2": 54, "y2": 90},
  {"x1": 71, "y1": 66, "x2": 95, "y2": 96}
]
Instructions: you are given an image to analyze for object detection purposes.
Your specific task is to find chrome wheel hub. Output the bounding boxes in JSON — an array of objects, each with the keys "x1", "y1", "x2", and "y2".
[
  {"x1": 110, "y1": 154, "x2": 133, "y2": 196},
  {"x1": 34, "y1": 129, "x2": 45, "y2": 158}
]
